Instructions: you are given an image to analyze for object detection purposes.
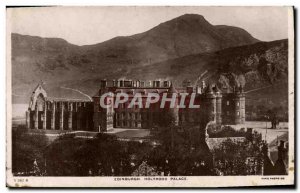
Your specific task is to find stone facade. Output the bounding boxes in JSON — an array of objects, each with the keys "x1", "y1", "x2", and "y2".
[
  {"x1": 26, "y1": 80, "x2": 245, "y2": 132},
  {"x1": 92, "y1": 79, "x2": 246, "y2": 132}
]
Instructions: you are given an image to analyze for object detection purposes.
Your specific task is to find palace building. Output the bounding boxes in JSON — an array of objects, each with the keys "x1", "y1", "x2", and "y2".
[{"x1": 26, "y1": 79, "x2": 245, "y2": 132}]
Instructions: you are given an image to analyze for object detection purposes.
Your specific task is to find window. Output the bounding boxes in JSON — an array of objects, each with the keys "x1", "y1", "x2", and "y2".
[
  {"x1": 227, "y1": 101, "x2": 230, "y2": 106},
  {"x1": 135, "y1": 113, "x2": 139, "y2": 120}
]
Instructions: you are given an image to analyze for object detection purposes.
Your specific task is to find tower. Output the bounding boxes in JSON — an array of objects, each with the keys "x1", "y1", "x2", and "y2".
[
  {"x1": 214, "y1": 85, "x2": 222, "y2": 125},
  {"x1": 165, "y1": 83, "x2": 179, "y2": 126},
  {"x1": 233, "y1": 85, "x2": 245, "y2": 124},
  {"x1": 204, "y1": 84, "x2": 217, "y2": 122}
]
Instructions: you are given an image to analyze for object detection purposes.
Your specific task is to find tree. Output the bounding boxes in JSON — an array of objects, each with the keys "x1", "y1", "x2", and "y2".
[
  {"x1": 212, "y1": 131, "x2": 265, "y2": 175},
  {"x1": 131, "y1": 161, "x2": 159, "y2": 176},
  {"x1": 12, "y1": 126, "x2": 49, "y2": 176},
  {"x1": 44, "y1": 133, "x2": 153, "y2": 176},
  {"x1": 148, "y1": 107, "x2": 213, "y2": 176},
  {"x1": 44, "y1": 134, "x2": 85, "y2": 176},
  {"x1": 208, "y1": 125, "x2": 245, "y2": 138},
  {"x1": 45, "y1": 133, "x2": 132, "y2": 176}
]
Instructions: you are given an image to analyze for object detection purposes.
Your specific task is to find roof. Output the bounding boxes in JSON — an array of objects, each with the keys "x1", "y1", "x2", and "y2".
[
  {"x1": 34, "y1": 83, "x2": 92, "y2": 102},
  {"x1": 93, "y1": 87, "x2": 170, "y2": 97},
  {"x1": 204, "y1": 84, "x2": 214, "y2": 94},
  {"x1": 115, "y1": 88, "x2": 169, "y2": 95}
]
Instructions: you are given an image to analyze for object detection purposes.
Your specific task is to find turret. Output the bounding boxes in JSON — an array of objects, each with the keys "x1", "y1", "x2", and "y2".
[
  {"x1": 233, "y1": 85, "x2": 245, "y2": 124},
  {"x1": 166, "y1": 83, "x2": 179, "y2": 126},
  {"x1": 214, "y1": 85, "x2": 222, "y2": 125},
  {"x1": 204, "y1": 84, "x2": 217, "y2": 122}
]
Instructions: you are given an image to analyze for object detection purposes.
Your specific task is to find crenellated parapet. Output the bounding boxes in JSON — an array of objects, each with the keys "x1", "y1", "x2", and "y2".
[
  {"x1": 100, "y1": 79, "x2": 172, "y2": 89},
  {"x1": 233, "y1": 86, "x2": 246, "y2": 124}
]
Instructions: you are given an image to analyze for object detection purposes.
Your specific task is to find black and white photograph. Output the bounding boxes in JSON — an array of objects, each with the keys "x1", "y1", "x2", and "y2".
[{"x1": 6, "y1": 6, "x2": 294, "y2": 187}]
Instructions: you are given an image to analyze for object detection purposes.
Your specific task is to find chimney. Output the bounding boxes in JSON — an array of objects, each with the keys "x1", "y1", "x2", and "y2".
[
  {"x1": 163, "y1": 80, "x2": 170, "y2": 87},
  {"x1": 156, "y1": 80, "x2": 160, "y2": 88},
  {"x1": 100, "y1": 79, "x2": 107, "y2": 88},
  {"x1": 130, "y1": 80, "x2": 133, "y2": 87},
  {"x1": 120, "y1": 80, "x2": 124, "y2": 87},
  {"x1": 152, "y1": 80, "x2": 157, "y2": 87}
]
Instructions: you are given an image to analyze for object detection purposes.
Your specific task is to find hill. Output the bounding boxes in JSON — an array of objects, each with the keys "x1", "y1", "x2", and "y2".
[
  {"x1": 12, "y1": 14, "x2": 259, "y2": 101},
  {"x1": 82, "y1": 14, "x2": 259, "y2": 63},
  {"x1": 11, "y1": 14, "x2": 288, "y2": 120},
  {"x1": 64, "y1": 39, "x2": 288, "y2": 120}
]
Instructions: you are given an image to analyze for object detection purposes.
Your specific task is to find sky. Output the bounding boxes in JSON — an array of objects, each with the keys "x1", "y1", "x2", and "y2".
[{"x1": 8, "y1": 6, "x2": 289, "y2": 46}]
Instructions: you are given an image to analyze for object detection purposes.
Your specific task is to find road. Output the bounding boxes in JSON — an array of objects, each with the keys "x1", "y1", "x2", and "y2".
[
  {"x1": 60, "y1": 86, "x2": 92, "y2": 101},
  {"x1": 230, "y1": 121, "x2": 288, "y2": 144},
  {"x1": 244, "y1": 85, "x2": 274, "y2": 94}
]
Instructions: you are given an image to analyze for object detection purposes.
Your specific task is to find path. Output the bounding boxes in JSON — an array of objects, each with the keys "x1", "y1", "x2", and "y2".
[
  {"x1": 244, "y1": 85, "x2": 274, "y2": 94},
  {"x1": 60, "y1": 86, "x2": 92, "y2": 101}
]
